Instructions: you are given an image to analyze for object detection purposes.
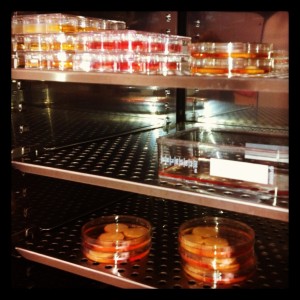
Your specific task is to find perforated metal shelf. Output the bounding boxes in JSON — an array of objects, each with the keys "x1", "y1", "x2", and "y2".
[
  {"x1": 11, "y1": 107, "x2": 164, "y2": 150},
  {"x1": 12, "y1": 113, "x2": 289, "y2": 221},
  {"x1": 13, "y1": 175, "x2": 288, "y2": 289}
]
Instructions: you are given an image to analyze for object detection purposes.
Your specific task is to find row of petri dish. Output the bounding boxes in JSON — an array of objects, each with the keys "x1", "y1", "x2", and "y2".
[
  {"x1": 13, "y1": 51, "x2": 190, "y2": 75},
  {"x1": 11, "y1": 27, "x2": 192, "y2": 75},
  {"x1": 82, "y1": 215, "x2": 257, "y2": 287},
  {"x1": 189, "y1": 42, "x2": 288, "y2": 77},
  {"x1": 11, "y1": 14, "x2": 287, "y2": 78},
  {"x1": 12, "y1": 31, "x2": 191, "y2": 55},
  {"x1": 11, "y1": 13, "x2": 126, "y2": 34}
]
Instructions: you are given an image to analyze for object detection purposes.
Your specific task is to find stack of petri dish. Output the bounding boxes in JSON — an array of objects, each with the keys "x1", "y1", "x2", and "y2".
[
  {"x1": 81, "y1": 215, "x2": 152, "y2": 264},
  {"x1": 178, "y1": 216, "x2": 256, "y2": 287},
  {"x1": 73, "y1": 30, "x2": 191, "y2": 75},
  {"x1": 189, "y1": 42, "x2": 273, "y2": 77},
  {"x1": 12, "y1": 13, "x2": 191, "y2": 75},
  {"x1": 271, "y1": 49, "x2": 289, "y2": 77},
  {"x1": 11, "y1": 13, "x2": 127, "y2": 71}
]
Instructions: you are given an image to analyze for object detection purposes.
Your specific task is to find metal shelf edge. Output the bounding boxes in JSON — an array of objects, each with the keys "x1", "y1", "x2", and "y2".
[
  {"x1": 12, "y1": 161, "x2": 289, "y2": 222},
  {"x1": 11, "y1": 69, "x2": 288, "y2": 92},
  {"x1": 15, "y1": 247, "x2": 155, "y2": 289}
]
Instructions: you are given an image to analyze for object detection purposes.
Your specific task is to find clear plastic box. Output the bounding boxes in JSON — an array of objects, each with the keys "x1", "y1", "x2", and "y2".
[{"x1": 157, "y1": 126, "x2": 289, "y2": 197}]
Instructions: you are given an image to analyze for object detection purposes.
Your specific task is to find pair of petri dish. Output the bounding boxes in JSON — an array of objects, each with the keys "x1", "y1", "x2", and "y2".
[{"x1": 81, "y1": 214, "x2": 256, "y2": 286}]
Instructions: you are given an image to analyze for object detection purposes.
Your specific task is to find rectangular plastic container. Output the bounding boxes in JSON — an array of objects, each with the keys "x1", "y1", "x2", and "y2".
[{"x1": 157, "y1": 126, "x2": 288, "y2": 198}]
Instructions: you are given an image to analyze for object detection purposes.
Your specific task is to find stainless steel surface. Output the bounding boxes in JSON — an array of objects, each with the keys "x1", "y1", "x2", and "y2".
[
  {"x1": 13, "y1": 177, "x2": 288, "y2": 289},
  {"x1": 11, "y1": 107, "x2": 165, "y2": 150},
  {"x1": 12, "y1": 124, "x2": 288, "y2": 222},
  {"x1": 11, "y1": 10, "x2": 289, "y2": 289},
  {"x1": 12, "y1": 69, "x2": 288, "y2": 93},
  {"x1": 11, "y1": 256, "x2": 114, "y2": 288}
]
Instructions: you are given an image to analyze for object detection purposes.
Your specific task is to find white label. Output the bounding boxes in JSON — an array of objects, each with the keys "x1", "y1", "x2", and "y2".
[
  {"x1": 210, "y1": 158, "x2": 271, "y2": 185},
  {"x1": 245, "y1": 143, "x2": 288, "y2": 163}
]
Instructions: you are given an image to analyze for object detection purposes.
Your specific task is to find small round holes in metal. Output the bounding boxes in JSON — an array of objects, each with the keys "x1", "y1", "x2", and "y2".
[
  {"x1": 117, "y1": 173, "x2": 127, "y2": 177},
  {"x1": 191, "y1": 186, "x2": 199, "y2": 189},
  {"x1": 224, "y1": 191, "x2": 233, "y2": 195},
  {"x1": 241, "y1": 194, "x2": 251, "y2": 198},
  {"x1": 260, "y1": 195, "x2": 272, "y2": 201},
  {"x1": 187, "y1": 280, "x2": 197, "y2": 286},
  {"x1": 159, "y1": 280, "x2": 167, "y2": 286}
]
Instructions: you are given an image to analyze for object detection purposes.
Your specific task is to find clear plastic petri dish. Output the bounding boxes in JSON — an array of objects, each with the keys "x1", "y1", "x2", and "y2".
[
  {"x1": 231, "y1": 58, "x2": 273, "y2": 76},
  {"x1": 12, "y1": 35, "x2": 25, "y2": 52},
  {"x1": 271, "y1": 49, "x2": 289, "y2": 77},
  {"x1": 190, "y1": 57, "x2": 229, "y2": 75},
  {"x1": 23, "y1": 14, "x2": 47, "y2": 34},
  {"x1": 247, "y1": 42, "x2": 273, "y2": 59},
  {"x1": 23, "y1": 34, "x2": 50, "y2": 51},
  {"x1": 81, "y1": 215, "x2": 152, "y2": 264},
  {"x1": 48, "y1": 51, "x2": 74, "y2": 71},
  {"x1": 24, "y1": 51, "x2": 49, "y2": 69},
  {"x1": 46, "y1": 13, "x2": 78, "y2": 33},
  {"x1": 190, "y1": 42, "x2": 247, "y2": 59},
  {"x1": 178, "y1": 216, "x2": 256, "y2": 286},
  {"x1": 12, "y1": 15, "x2": 24, "y2": 35}
]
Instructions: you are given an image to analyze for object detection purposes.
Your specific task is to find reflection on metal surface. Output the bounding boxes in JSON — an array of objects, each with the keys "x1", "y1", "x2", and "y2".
[
  {"x1": 12, "y1": 69, "x2": 288, "y2": 92},
  {"x1": 12, "y1": 127, "x2": 288, "y2": 221},
  {"x1": 11, "y1": 107, "x2": 165, "y2": 150},
  {"x1": 12, "y1": 180, "x2": 288, "y2": 288}
]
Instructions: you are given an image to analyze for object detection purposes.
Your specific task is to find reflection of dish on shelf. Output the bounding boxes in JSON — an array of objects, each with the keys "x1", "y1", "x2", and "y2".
[
  {"x1": 119, "y1": 96, "x2": 167, "y2": 103},
  {"x1": 158, "y1": 168, "x2": 289, "y2": 197},
  {"x1": 119, "y1": 96, "x2": 170, "y2": 114},
  {"x1": 245, "y1": 143, "x2": 288, "y2": 163}
]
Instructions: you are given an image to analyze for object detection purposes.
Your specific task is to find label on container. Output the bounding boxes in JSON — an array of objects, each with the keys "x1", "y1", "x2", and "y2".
[
  {"x1": 210, "y1": 158, "x2": 274, "y2": 185},
  {"x1": 245, "y1": 143, "x2": 288, "y2": 163},
  {"x1": 160, "y1": 155, "x2": 199, "y2": 173}
]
